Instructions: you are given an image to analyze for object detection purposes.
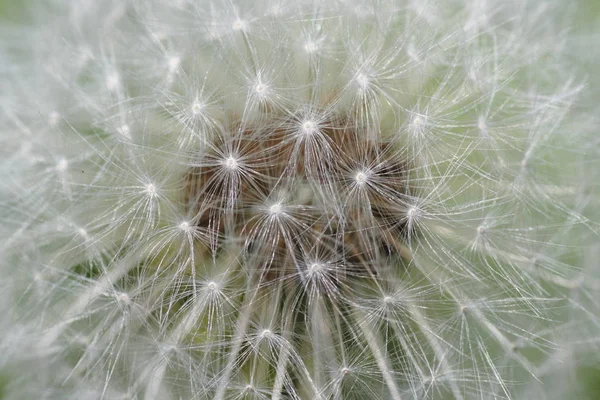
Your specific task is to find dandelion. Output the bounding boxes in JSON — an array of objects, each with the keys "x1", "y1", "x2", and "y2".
[{"x1": 1, "y1": 0, "x2": 599, "y2": 399}]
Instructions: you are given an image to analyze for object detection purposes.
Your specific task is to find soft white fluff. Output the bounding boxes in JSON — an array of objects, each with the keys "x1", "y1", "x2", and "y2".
[{"x1": 1, "y1": 1, "x2": 599, "y2": 399}]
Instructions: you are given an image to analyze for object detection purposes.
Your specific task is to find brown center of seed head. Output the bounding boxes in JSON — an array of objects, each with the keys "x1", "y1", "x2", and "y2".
[{"x1": 184, "y1": 114, "x2": 412, "y2": 287}]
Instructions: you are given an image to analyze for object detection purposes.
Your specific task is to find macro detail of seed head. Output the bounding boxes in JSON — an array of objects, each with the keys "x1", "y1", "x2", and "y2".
[
  {"x1": 1, "y1": 0, "x2": 599, "y2": 399},
  {"x1": 183, "y1": 112, "x2": 412, "y2": 288}
]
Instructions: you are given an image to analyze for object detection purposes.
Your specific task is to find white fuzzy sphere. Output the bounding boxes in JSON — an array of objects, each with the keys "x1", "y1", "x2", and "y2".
[{"x1": 1, "y1": 0, "x2": 599, "y2": 399}]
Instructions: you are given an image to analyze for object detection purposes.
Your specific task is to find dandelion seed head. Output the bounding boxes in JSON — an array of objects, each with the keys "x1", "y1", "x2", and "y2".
[{"x1": 2, "y1": 1, "x2": 597, "y2": 399}]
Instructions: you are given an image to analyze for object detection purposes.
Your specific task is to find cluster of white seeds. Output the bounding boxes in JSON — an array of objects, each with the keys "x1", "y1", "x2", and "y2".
[{"x1": 0, "y1": 1, "x2": 599, "y2": 399}]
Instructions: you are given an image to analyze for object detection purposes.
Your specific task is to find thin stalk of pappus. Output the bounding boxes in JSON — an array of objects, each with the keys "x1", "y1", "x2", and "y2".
[
  {"x1": 243, "y1": 263, "x2": 325, "y2": 400},
  {"x1": 231, "y1": 269, "x2": 340, "y2": 400},
  {"x1": 135, "y1": 258, "x2": 237, "y2": 399},
  {"x1": 491, "y1": 180, "x2": 597, "y2": 202},
  {"x1": 316, "y1": 301, "x2": 349, "y2": 400},
  {"x1": 0, "y1": 199, "x2": 45, "y2": 253},
  {"x1": 233, "y1": 41, "x2": 282, "y2": 124},
  {"x1": 314, "y1": 282, "x2": 413, "y2": 400},
  {"x1": 205, "y1": 279, "x2": 255, "y2": 400},
  {"x1": 504, "y1": 175, "x2": 600, "y2": 240},
  {"x1": 155, "y1": 71, "x2": 225, "y2": 150},
  {"x1": 413, "y1": 217, "x2": 548, "y2": 376},
  {"x1": 56, "y1": 116, "x2": 159, "y2": 221},
  {"x1": 473, "y1": 33, "x2": 522, "y2": 138},
  {"x1": 349, "y1": 216, "x2": 469, "y2": 398},
  {"x1": 292, "y1": 245, "x2": 405, "y2": 400},
  {"x1": 213, "y1": 262, "x2": 322, "y2": 400},
  {"x1": 328, "y1": 306, "x2": 378, "y2": 400},
  {"x1": 307, "y1": 295, "x2": 338, "y2": 393},
  {"x1": 61, "y1": 178, "x2": 171, "y2": 249},
  {"x1": 280, "y1": 267, "x2": 382, "y2": 400},
  {"x1": 138, "y1": 230, "x2": 201, "y2": 319},
  {"x1": 292, "y1": 7, "x2": 334, "y2": 105},
  {"x1": 139, "y1": 322, "x2": 206, "y2": 400},
  {"x1": 97, "y1": 44, "x2": 132, "y2": 142},
  {"x1": 353, "y1": 280, "x2": 436, "y2": 398},
  {"x1": 242, "y1": 287, "x2": 293, "y2": 397},
  {"x1": 373, "y1": 286, "x2": 467, "y2": 400},
  {"x1": 352, "y1": 309, "x2": 404, "y2": 400},
  {"x1": 429, "y1": 220, "x2": 600, "y2": 292},
  {"x1": 473, "y1": 335, "x2": 511, "y2": 399},
  {"x1": 304, "y1": 33, "x2": 318, "y2": 104},
  {"x1": 37, "y1": 246, "x2": 149, "y2": 351},
  {"x1": 267, "y1": 230, "x2": 344, "y2": 390},
  {"x1": 230, "y1": 2, "x2": 259, "y2": 82},
  {"x1": 339, "y1": 238, "x2": 466, "y2": 399},
  {"x1": 225, "y1": 295, "x2": 281, "y2": 395},
  {"x1": 270, "y1": 290, "x2": 301, "y2": 400},
  {"x1": 395, "y1": 300, "x2": 466, "y2": 400},
  {"x1": 408, "y1": 227, "x2": 545, "y2": 377},
  {"x1": 61, "y1": 285, "x2": 154, "y2": 400}
]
